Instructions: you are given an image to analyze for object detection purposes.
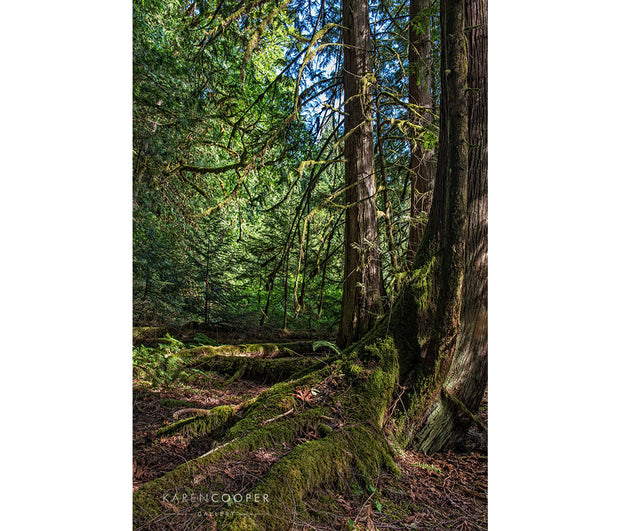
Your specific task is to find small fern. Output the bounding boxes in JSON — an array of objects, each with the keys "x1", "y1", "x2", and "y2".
[
  {"x1": 133, "y1": 338, "x2": 197, "y2": 389},
  {"x1": 157, "y1": 333, "x2": 185, "y2": 352},
  {"x1": 312, "y1": 340, "x2": 342, "y2": 356},
  {"x1": 192, "y1": 333, "x2": 218, "y2": 346}
]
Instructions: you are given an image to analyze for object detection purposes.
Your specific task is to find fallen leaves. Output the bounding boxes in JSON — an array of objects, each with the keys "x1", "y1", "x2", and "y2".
[{"x1": 294, "y1": 387, "x2": 314, "y2": 404}]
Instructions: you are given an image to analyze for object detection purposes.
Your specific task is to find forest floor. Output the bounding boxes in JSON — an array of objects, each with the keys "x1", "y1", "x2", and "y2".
[{"x1": 133, "y1": 332, "x2": 487, "y2": 530}]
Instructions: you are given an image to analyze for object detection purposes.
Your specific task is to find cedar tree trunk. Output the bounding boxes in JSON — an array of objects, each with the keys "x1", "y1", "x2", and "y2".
[
  {"x1": 336, "y1": 0, "x2": 384, "y2": 348},
  {"x1": 408, "y1": 0, "x2": 488, "y2": 452},
  {"x1": 406, "y1": 0, "x2": 435, "y2": 264}
]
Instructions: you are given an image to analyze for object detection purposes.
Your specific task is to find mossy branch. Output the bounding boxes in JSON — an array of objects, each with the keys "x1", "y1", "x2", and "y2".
[{"x1": 165, "y1": 151, "x2": 248, "y2": 176}]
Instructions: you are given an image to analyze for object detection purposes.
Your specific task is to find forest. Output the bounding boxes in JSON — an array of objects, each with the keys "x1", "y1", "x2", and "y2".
[{"x1": 133, "y1": 0, "x2": 487, "y2": 529}]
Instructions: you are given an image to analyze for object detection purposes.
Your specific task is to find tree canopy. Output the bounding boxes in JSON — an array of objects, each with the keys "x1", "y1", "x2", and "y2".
[{"x1": 133, "y1": 0, "x2": 442, "y2": 333}]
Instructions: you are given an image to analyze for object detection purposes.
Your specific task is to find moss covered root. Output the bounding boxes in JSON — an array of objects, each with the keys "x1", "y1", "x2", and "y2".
[
  {"x1": 156, "y1": 405, "x2": 239, "y2": 438},
  {"x1": 223, "y1": 424, "x2": 397, "y2": 530}
]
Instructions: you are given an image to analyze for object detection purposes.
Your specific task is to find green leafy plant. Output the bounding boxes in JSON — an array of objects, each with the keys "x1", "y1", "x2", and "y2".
[
  {"x1": 132, "y1": 335, "x2": 197, "y2": 388},
  {"x1": 192, "y1": 333, "x2": 218, "y2": 346},
  {"x1": 157, "y1": 333, "x2": 185, "y2": 352}
]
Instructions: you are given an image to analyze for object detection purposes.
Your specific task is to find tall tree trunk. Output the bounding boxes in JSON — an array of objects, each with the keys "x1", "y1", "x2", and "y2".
[
  {"x1": 204, "y1": 241, "x2": 210, "y2": 325},
  {"x1": 259, "y1": 271, "x2": 275, "y2": 327},
  {"x1": 375, "y1": 88, "x2": 400, "y2": 274},
  {"x1": 337, "y1": 0, "x2": 384, "y2": 348},
  {"x1": 406, "y1": 0, "x2": 435, "y2": 264},
  {"x1": 283, "y1": 250, "x2": 289, "y2": 329},
  {"x1": 408, "y1": 0, "x2": 487, "y2": 452}
]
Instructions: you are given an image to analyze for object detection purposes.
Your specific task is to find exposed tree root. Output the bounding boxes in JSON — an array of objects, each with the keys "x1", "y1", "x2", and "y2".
[
  {"x1": 156, "y1": 405, "x2": 242, "y2": 439},
  {"x1": 224, "y1": 424, "x2": 397, "y2": 530},
  {"x1": 172, "y1": 408, "x2": 211, "y2": 419}
]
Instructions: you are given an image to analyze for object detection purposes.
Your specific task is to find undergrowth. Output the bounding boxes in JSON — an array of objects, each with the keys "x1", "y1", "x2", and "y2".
[{"x1": 133, "y1": 333, "x2": 200, "y2": 388}]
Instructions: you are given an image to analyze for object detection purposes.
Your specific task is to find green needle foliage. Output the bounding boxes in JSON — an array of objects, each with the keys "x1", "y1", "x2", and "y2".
[{"x1": 133, "y1": 0, "x2": 442, "y2": 331}]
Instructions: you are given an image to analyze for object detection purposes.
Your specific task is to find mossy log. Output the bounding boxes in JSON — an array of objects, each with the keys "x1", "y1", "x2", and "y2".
[
  {"x1": 178, "y1": 342, "x2": 323, "y2": 365},
  {"x1": 133, "y1": 326, "x2": 169, "y2": 345},
  {"x1": 193, "y1": 355, "x2": 331, "y2": 384}
]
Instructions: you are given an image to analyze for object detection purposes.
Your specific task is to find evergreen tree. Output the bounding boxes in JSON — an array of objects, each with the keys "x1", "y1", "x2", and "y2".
[{"x1": 337, "y1": 0, "x2": 384, "y2": 347}]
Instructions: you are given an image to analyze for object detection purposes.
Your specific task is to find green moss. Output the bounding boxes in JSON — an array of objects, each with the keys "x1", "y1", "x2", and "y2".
[
  {"x1": 348, "y1": 363, "x2": 363, "y2": 377},
  {"x1": 133, "y1": 326, "x2": 168, "y2": 344},
  {"x1": 223, "y1": 424, "x2": 397, "y2": 530},
  {"x1": 374, "y1": 497, "x2": 411, "y2": 521},
  {"x1": 337, "y1": 338, "x2": 400, "y2": 428},
  {"x1": 155, "y1": 405, "x2": 237, "y2": 438},
  {"x1": 317, "y1": 423, "x2": 333, "y2": 437},
  {"x1": 216, "y1": 340, "x2": 402, "y2": 529},
  {"x1": 133, "y1": 404, "x2": 334, "y2": 527},
  {"x1": 179, "y1": 343, "x2": 285, "y2": 364},
  {"x1": 225, "y1": 367, "x2": 332, "y2": 441},
  {"x1": 226, "y1": 515, "x2": 261, "y2": 530},
  {"x1": 194, "y1": 355, "x2": 328, "y2": 384},
  {"x1": 159, "y1": 398, "x2": 201, "y2": 408}
]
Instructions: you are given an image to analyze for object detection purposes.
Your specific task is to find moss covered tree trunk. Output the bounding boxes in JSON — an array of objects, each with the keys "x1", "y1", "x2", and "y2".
[
  {"x1": 336, "y1": 0, "x2": 384, "y2": 349},
  {"x1": 404, "y1": 0, "x2": 487, "y2": 452}
]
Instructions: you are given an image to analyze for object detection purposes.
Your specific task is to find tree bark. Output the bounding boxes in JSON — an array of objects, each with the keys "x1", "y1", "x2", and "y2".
[
  {"x1": 283, "y1": 250, "x2": 289, "y2": 329},
  {"x1": 337, "y1": 0, "x2": 384, "y2": 348},
  {"x1": 375, "y1": 88, "x2": 400, "y2": 274},
  {"x1": 204, "y1": 241, "x2": 210, "y2": 325},
  {"x1": 408, "y1": 0, "x2": 487, "y2": 452},
  {"x1": 406, "y1": 0, "x2": 435, "y2": 264}
]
